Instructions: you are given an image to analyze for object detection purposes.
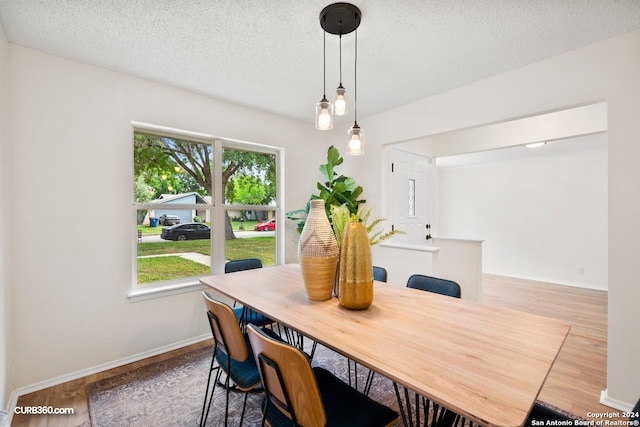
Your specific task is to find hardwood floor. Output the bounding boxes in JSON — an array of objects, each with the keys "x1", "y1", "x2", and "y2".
[
  {"x1": 483, "y1": 274, "x2": 611, "y2": 419},
  {"x1": 13, "y1": 275, "x2": 611, "y2": 426},
  {"x1": 11, "y1": 340, "x2": 213, "y2": 427}
]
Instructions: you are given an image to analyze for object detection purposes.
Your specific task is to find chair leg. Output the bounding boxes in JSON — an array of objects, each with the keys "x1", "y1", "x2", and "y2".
[
  {"x1": 239, "y1": 391, "x2": 249, "y2": 426},
  {"x1": 199, "y1": 352, "x2": 214, "y2": 426},
  {"x1": 201, "y1": 366, "x2": 222, "y2": 426},
  {"x1": 200, "y1": 347, "x2": 221, "y2": 427},
  {"x1": 223, "y1": 356, "x2": 234, "y2": 427}
]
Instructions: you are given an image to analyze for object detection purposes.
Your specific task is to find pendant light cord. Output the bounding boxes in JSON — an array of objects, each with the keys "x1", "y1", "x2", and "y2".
[
  {"x1": 323, "y1": 31, "x2": 327, "y2": 97},
  {"x1": 354, "y1": 30, "x2": 358, "y2": 122},
  {"x1": 339, "y1": 35, "x2": 343, "y2": 85}
]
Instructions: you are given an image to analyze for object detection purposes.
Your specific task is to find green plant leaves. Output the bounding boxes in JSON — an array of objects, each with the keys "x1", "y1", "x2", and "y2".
[
  {"x1": 327, "y1": 145, "x2": 343, "y2": 167},
  {"x1": 319, "y1": 145, "x2": 343, "y2": 182},
  {"x1": 286, "y1": 145, "x2": 366, "y2": 233}
]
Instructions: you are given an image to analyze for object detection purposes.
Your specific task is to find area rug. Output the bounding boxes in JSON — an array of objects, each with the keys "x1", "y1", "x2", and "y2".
[
  {"x1": 87, "y1": 341, "x2": 402, "y2": 427},
  {"x1": 87, "y1": 339, "x2": 577, "y2": 426}
]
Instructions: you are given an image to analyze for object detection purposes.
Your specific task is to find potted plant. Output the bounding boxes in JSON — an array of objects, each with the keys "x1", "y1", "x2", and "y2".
[
  {"x1": 286, "y1": 145, "x2": 365, "y2": 233},
  {"x1": 289, "y1": 146, "x2": 402, "y2": 305},
  {"x1": 287, "y1": 145, "x2": 401, "y2": 244}
]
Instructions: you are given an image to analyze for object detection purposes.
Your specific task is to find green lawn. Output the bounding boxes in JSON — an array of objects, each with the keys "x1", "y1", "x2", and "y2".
[
  {"x1": 136, "y1": 236, "x2": 275, "y2": 284},
  {"x1": 137, "y1": 239, "x2": 211, "y2": 256},
  {"x1": 138, "y1": 256, "x2": 210, "y2": 283},
  {"x1": 225, "y1": 237, "x2": 275, "y2": 263}
]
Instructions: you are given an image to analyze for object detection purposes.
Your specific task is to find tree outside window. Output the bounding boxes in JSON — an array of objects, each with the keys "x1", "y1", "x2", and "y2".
[{"x1": 133, "y1": 129, "x2": 278, "y2": 286}]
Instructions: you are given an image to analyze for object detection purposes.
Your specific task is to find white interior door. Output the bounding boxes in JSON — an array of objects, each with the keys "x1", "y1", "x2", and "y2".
[{"x1": 389, "y1": 148, "x2": 432, "y2": 245}]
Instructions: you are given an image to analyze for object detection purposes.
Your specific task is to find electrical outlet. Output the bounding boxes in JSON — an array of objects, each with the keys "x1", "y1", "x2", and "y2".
[{"x1": 578, "y1": 267, "x2": 585, "y2": 275}]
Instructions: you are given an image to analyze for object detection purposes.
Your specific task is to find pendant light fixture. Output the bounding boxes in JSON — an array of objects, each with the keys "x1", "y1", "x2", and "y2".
[
  {"x1": 315, "y1": 31, "x2": 333, "y2": 130},
  {"x1": 317, "y1": 2, "x2": 363, "y2": 153},
  {"x1": 334, "y1": 35, "x2": 347, "y2": 116},
  {"x1": 347, "y1": 29, "x2": 364, "y2": 156}
]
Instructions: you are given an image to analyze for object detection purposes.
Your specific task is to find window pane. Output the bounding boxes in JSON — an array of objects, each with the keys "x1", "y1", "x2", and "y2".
[
  {"x1": 133, "y1": 129, "x2": 280, "y2": 288},
  {"x1": 223, "y1": 146, "x2": 276, "y2": 206},
  {"x1": 225, "y1": 210, "x2": 276, "y2": 267},
  {"x1": 134, "y1": 131, "x2": 213, "y2": 203},
  {"x1": 136, "y1": 209, "x2": 212, "y2": 285}
]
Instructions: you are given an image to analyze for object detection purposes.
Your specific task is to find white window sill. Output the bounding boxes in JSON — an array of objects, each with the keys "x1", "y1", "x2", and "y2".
[{"x1": 128, "y1": 280, "x2": 205, "y2": 302}]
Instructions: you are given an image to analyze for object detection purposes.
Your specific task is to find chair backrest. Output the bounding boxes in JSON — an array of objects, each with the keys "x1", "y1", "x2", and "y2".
[
  {"x1": 247, "y1": 324, "x2": 326, "y2": 427},
  {"x1": 373, "y1": 266, "x2": 388, "y2": 282},
  {"x1": 406, "y1": 274, "x2": 461, "y2": 298},
  {"x1": 202, "y1": 291, "x2": 249, "y2": 361},
  {"x1": 225, "y1": 258, "x2": 263, "y2": 273}
]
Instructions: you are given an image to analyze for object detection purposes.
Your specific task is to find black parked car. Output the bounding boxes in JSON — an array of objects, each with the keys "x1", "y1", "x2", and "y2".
[
  {"x1": 160, "y1": 223, "x2": 210, "y2": 241},
  {"x1": 159, "y1": 214, "x2": 181, "y2": 226}
]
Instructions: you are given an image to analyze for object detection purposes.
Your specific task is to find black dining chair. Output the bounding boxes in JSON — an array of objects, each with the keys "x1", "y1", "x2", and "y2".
[
  {"x1": 224, "y1": 258, "x2": 276, "y2": 331},
  {"x1": 406, "y1": 274, "x2": 461, "y2": 298},
  {"x1": 631, "y1": 397, "x2": 640, "y2": 423},
  {"x1": 373, "y1": 265, "x2": 388, "y2": 282},
  {"x1": 525, "y1": 396, "x2": 640, "y2": 427},
  {"x1": 200, "y1": 291, "x2": 282, "y2": 427},
  {"x1": 524, "y1": 403, "x2": 575, "y2": 426},
  {"x1": 247, "y1": 323, "x2": 399, "y2": 427}
]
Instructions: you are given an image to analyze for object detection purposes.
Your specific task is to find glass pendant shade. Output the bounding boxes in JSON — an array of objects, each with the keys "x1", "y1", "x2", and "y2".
[
  {"x1": 347, "y1": 122, "x2": 365, "y2": 156},
  {"x1": 315, "y1": 96, "x2": 334, "y2": 130},
  {"x1": 334, "y1": 85, "x2": 348, "y2": 116}
]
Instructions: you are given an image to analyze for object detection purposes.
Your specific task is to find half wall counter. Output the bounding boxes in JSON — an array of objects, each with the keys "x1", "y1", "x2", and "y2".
[{"x1": 371, "y1": 237, "x2": 483, "y2": 301}]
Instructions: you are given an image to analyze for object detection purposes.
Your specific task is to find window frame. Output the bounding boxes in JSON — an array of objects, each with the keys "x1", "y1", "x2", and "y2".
[{"x1": 129, "y1": 122, "x2": 284, "y2": 302}]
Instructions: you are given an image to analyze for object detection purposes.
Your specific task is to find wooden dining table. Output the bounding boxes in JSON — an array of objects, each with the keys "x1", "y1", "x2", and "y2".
[{"x1": 200, "y1": 263, "x2": 570, "y2": 427}]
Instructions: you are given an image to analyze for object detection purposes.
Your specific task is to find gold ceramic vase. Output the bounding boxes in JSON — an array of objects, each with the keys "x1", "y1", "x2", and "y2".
[
  {"x1": 298, "y1": 200, "x2": 339, "y2": 301},
  {"x1": 338, "y1": 222, "x2": 373, "y2": 309}
]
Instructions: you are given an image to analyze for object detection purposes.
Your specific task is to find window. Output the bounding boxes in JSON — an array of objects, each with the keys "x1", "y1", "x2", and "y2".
[{"x1": 133, "y1": 124, "x2": 281, "y2": 293}]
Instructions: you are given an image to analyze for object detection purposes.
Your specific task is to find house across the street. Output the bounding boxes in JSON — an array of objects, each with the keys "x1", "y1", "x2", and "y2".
[{"x1": 146, "y1": 192, "x2": 210, "y2": 225}]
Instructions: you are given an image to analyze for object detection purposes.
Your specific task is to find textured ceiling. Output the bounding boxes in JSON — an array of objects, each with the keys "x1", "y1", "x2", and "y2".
[{"x1": 1, "y1": 0, "x2": 640, "y2": 124}]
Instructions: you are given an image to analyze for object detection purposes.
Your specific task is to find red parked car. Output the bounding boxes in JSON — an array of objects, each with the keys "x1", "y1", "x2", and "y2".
[{"x1": 254, "y1": 219, "x2": 276, "y2": 231}]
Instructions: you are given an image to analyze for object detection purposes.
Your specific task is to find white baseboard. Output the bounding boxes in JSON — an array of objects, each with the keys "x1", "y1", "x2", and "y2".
[
  {"x1": 5, "y1": 333, "x2": 210, "y2": 426},
  {"x1": 600, "y1": 389, "x2": 635, "y2": 411}
]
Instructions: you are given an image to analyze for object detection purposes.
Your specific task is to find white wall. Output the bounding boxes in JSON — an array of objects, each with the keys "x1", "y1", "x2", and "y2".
[
  {"x1": 0, "y1": 23, "x2": 10, "y2": 410},
  {"x1": 358, "y1": 30, "x2": 640, "y2": 408},
  {"x1": 6, "y1": 45, "x2": 327, "y2": 391},
  {"x1": 5, "y1": 27, "x2": 640, "y2": 410},
  {"x1": 436, "y1": 134, "x2": 608, "y2": 289}
]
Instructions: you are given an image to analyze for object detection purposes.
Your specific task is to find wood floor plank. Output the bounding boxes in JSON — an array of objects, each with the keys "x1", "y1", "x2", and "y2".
[
  {"x1": 13, "y1": 275, "x2": 616, "y2": 426},
  {"x1": 483, "y1": 274, "x2": 613, "y2": 421}
]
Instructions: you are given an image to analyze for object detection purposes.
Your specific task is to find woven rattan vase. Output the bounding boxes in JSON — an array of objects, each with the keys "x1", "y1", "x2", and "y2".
[
  {"x1": 337, "y1": 222, "x2": 373, "y2": 310},
  {"x1": 298, "y1": 200, "x2": 339, "y2": 301}
]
